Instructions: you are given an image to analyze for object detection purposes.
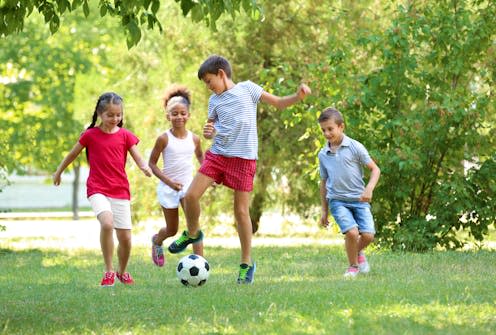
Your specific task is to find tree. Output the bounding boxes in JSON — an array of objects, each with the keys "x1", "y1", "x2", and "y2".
[
  {"x1": 304, "y1": 0, "x2": 496, "y2": 250},
  {"x1": 0, "y1": 7, "x2": 120, "y2": 218},
  {"x1": 0, "y1": 0, "x2": 262, "y2": 48}
]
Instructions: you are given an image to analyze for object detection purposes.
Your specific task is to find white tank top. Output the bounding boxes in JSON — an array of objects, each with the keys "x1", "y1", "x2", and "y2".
[{"x1": 162, "y1": 129, "x2": 195, "y2": 185}]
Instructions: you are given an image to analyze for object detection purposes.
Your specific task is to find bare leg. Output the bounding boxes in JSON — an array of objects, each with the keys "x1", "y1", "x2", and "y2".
[
  {"x1": 234, "y1": 190, "x2": 252, "y2": 264},
  {"x1": 115, "y1": 228, "x2": 132, "y2": 274},
  {"x1": 358, "y1": 233, "x2": 375, "y2": 254},
  {"x1": 344, "y1": 228, "x2": 359, "y2": 266},
  {"x1": 155, "y1": 207, "x2": 180, "y2": 245},
  {"x1": 183, "y1": 173, "x2": 214, "y2": 237},
  {"x1": 98, "y1": 211, "x2": 114, "y2": 272}
]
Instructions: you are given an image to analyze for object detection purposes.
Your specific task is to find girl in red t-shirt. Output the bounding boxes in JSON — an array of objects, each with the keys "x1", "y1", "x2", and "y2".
[{"x1": 53, "y1": 92, "x2": 151, "y2": 287}]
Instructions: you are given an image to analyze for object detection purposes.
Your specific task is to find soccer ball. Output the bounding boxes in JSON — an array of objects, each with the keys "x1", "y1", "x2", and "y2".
[{"x1": 176, "y1": 254, "x2": 210, "y2": 287}]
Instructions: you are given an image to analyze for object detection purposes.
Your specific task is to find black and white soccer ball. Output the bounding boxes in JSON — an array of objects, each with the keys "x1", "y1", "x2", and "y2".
[{"x1": 176, "y1": 254, "x2": 210, "y2": 287}]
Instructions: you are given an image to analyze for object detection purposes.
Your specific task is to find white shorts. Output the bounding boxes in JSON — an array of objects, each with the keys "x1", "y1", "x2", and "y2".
[
  {"x1": 88, "y1": 193, "x2": 132, "y2": 230},
  {"x1": 157, "y1": 180, "x2": 192, "y2": 209}
]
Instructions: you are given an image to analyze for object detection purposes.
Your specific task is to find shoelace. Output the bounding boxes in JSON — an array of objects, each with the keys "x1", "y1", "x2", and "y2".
[
  {"x1": 175, "y1": 232, "x2": 190, "y2": 245},
  {"x1": 238, "y1": 267, "x2": 249, "y2": 280}
]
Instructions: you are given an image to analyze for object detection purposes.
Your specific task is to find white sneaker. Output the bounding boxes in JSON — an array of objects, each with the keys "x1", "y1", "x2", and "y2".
[
  {"x1": 343, "y1": 266, "x2": 359, "y2": 278},
  {"x1": 358, "y1": 254, "x2": 370, "y2": 273}
]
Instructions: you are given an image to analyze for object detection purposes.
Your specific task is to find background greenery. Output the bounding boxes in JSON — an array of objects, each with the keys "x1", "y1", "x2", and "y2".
[{"x1": 1, "y1": 0, "x2": 495, "y2": 250}]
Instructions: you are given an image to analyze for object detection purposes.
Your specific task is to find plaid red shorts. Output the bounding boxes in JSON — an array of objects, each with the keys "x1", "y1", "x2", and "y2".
[{"x1": 199, "y1": 151, "x2": 257, "y2": 192}]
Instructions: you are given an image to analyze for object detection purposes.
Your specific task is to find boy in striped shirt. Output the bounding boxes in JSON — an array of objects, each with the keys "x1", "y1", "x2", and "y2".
[{"x1": 169, "y1": 55, "x2": 311, "y2": 284}]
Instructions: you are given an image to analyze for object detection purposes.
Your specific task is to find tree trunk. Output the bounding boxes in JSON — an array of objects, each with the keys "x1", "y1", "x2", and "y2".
[{"x1": 72, "y1": 162, "x2": 80, "y2": 220}]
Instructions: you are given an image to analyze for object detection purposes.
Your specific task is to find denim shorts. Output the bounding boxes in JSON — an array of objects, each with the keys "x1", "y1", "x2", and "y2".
[{"x1": 329, "y1": 200, "x2": 376, "y2": 235}]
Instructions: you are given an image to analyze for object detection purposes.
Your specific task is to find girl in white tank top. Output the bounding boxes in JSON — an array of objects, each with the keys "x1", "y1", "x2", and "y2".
[{"x1": 148, "y1": 85, "x2": 204, "y2": 266}]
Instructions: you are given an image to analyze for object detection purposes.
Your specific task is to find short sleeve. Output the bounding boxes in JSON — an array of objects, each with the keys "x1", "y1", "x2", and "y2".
[
  {"x1": 319, "y1": 152, "x2": 328, "y2": 179},
  {"x1": 79, "y1": 129, "x2": 90, "y2": 147},
  {"x1": 124, "y1": 129, "x2": 139, "y2": 149},
  {"x1": 243, "y1": 80, "x2": 263, "y2": 103}
]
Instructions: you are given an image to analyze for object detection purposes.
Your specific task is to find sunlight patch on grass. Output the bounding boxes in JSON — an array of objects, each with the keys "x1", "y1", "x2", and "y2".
[{"x1": 374, "y1": 302, "x2": 496, "y2": 329}]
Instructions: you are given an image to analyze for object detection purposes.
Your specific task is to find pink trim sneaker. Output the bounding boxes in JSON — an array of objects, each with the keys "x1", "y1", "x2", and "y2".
[
  {"x1": 101, "y1": 271, "x2": 115, "y2": 287},
  {"x1": 343, "y1": 266, "x2": 359, "y2": 278},
  {"x1": 116, "y1": 272, "x2": 135, "y2": 285},
  {"x1": 358, "y1": 254, "x2": 370, "y2": 273},
  {"x1": 152, "y1": 234, "x2": 165, "y2": 267}
]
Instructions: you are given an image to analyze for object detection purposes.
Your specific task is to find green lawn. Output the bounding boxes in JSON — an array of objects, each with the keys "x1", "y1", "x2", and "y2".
[{"x1": 0, "y1": 245, "x2": 494, "y2": 334}]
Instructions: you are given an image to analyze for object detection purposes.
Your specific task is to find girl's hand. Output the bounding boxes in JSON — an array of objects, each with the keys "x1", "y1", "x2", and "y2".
[
  {"x1": 169, "y1": 182, "x2": 183, "y2": 191},
  {"x1": 141, "y1": 165, "x2": 152, "y2": 177}
]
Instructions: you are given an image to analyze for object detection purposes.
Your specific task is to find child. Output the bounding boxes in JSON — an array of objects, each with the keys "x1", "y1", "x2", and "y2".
[
  {"x1": 318, "y1": 107, "x2": 380, "y2": 278},
  {"x1": 148, "y1": 84, "x2": 204, "y2": 267},
  {"x1": 168, "y1": 54, "x2": 311, "y2": 284},
  {"x1": 53, "y1": 92, "x2": 152, "y2": 286}
]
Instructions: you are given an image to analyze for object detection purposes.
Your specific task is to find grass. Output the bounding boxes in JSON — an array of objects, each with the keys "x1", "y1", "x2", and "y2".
[{"x1": 0, "y1": 245, "x2": 495, "y2": 335}]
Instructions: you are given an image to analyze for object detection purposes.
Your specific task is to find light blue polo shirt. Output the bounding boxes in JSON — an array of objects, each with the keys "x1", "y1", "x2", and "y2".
[
  {"x1": 318, "y1": 135, "x2": 372, "y2": 201},
  {"x1": 208, "y1": 80, "x2": 263, "y2": 160}
]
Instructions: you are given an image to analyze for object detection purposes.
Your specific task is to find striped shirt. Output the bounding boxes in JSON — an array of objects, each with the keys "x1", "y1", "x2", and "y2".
[{"x1": 208, "y1": 80, "x2": 263, "y2": 160}]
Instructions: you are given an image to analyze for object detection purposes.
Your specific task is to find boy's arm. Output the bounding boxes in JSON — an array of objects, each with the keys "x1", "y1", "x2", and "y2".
[
  {"x1": 260, "y1": 83, "x2": 311, "y2": 110},
  {"x1": 360, "y1": 160, "x2": 381, "y2": 202},
  {"x1": 53, "y1": 142, "x2": 84, "y2": 185},
  {"x1": 320, "y1": 178, "x2": 329, "y2": 228},
  {"x1": 129, "y1": 144, "x2": 152, "y2": 177}
]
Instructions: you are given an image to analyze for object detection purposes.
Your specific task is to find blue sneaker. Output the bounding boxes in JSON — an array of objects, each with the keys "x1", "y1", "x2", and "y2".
[
  {"x1": 168, "y1": 230, "x2": 204, "y2": 254},
  {"x1": 237, "y1": 262, "x2": 256, "y2": 284}
]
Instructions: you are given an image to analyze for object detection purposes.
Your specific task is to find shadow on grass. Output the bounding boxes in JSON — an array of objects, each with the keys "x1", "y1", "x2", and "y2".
[{"x1": 0, "y1": 246, "x2": 495, "y2": 334}]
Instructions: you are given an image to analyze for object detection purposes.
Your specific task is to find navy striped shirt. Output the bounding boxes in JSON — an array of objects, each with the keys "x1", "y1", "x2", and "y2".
[{"x1": 208, "y1": 81, "x2": 263, "y2": 159}]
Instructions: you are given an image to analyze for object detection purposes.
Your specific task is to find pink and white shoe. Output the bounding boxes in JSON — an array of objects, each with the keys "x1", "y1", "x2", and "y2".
[
  {"x1": 343, "y1": 266, "x2": 359, "y2": 278},
  {"x1": 152, "y1": 234, "x2": 165, "y2": 267},
  {"x1": 358, "y1": 253, "x2": 370, "y2": 273}
]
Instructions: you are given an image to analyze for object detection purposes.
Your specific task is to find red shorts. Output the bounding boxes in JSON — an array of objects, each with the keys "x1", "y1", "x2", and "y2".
[{"x1": 199, "y1": 151, "x2": 257, "y2": 192}]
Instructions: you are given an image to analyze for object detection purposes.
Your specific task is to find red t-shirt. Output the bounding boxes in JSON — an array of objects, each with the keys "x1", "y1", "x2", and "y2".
[{"x1": 79, "y1": 127, "x2": 139, "y2": 200}]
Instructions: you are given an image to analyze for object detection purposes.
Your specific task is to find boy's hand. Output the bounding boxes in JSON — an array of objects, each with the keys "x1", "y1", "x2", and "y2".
[
  {"x1": 359, "y1": 188, "x2": 373, "y2": 202},
  {"x1": 297, "y1": 83, "x2": 311, "y2": 101},
  {"x1": 320, "y1": 212, "x2": 329, "y2": 228},
  {"x1": 203, "y1": 120, "x2": 216, "y2": 139},
  {"x1": 53, "y1": 172, "x2": 61, "y2": 186}
]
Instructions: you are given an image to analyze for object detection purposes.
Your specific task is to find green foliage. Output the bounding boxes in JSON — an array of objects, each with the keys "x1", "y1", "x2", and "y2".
[
  {"x1": 1, "y1": 246, "x2": 495, "y2": 334},
  {"x1": 304, "y1": 1, "x2": 496, "y2": 250},
  {"x1": 0, "y1": 0, "x2": 262, "y2": 48}
]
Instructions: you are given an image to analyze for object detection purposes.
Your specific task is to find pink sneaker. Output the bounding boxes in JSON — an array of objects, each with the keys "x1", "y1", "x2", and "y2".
[
  {"x1": 116, "y1": 272, "x2": 135, "y2": 285},
  {"x1": 100, "y1": 271, "x2": 115, "y2": 287},
  {"x1": 152, "y1": 234, "x2": 165, "y2": 267},
  {"x1": 343, "y1": 266, "x2": 359, "y2": 278},
  {"x1": 358, "y1": 254, "x2": 370, "y2": 273}
]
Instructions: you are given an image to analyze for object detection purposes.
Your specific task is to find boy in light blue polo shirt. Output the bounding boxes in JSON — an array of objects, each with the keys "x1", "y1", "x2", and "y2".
[{"x1": 318, "y1": 108, "x2": 381, "y2": 278}]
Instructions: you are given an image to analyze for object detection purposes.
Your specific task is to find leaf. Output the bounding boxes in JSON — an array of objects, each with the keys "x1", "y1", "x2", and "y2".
[
  {"x1": 49, "y1": 15, "x2": 60, "y2": 34},
  {"x1": 100, "y1": 4, "x2": 107, "y2": 17},
  {"x1": 151, "y1": 0, "x2": 160, "y2": 14},
  {"x1": 82, "y1": 0, "x2": 90, "y2": 17}
]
